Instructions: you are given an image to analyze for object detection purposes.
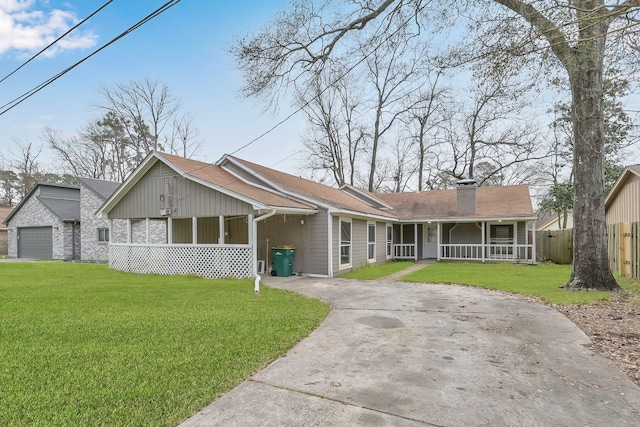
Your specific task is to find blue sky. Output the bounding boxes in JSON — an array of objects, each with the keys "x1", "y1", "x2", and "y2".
[{"x1": 0, "y1": 0, "x2": 306, "y2": 174}]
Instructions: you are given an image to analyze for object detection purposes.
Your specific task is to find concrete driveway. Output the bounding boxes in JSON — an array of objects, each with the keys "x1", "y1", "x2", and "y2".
[{"x1": 181, "y1": 276, "x2": 640, "y2": 427}]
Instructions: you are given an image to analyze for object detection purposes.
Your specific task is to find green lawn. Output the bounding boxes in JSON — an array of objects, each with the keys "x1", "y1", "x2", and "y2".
[
  {"x1": 401, "y1": 262, "x2": 637, "y2": 305},
  {"x1": 0, "y1": 262, "x2": 328, "y2": 427},
  {"x1": 340, "y1": 261, "x2": 415, "y2": 280}
]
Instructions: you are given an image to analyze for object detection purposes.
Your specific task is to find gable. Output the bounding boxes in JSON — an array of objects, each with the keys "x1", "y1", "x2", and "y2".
[
  {"x1": 108, "y1": 162, "x2": 254, "y2": 219},
  {"x1": 605, "y1": 166, "x2": 640, "y2": 224},
  {"x1": 4, "y1": 183, "x2": 80, "y2": 224}
]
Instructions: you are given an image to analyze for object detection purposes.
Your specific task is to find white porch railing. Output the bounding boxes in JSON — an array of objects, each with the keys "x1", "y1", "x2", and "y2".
[
  {"x1": 393, "y1": 244, "x2": 416, "y2": 259},
  {"x1": 440, "y1": 244, "x2": 533, "y2": 262},
  {"x1": 109, "y1": 243, "x2": 253, "y2": 279}
]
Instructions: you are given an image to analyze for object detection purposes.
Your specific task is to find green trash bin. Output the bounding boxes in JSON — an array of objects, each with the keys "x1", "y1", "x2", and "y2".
[{"x1": 271, "y1": 246, "x2": 296, "y2": 277}]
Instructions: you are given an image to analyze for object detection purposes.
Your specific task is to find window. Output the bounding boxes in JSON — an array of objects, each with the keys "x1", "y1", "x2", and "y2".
[
  {"x1": 97, "y1": 228, "x2": 109, "y2": 243},
  {"x1": 367, "y1": 222, "x2": 376, "y2": 262},
  {"x1": 339, "y1": 218, "x2": 352, "y2": 268},
  {"x1": 386, "y1": 224, "x2": 393, "y2": 258}
]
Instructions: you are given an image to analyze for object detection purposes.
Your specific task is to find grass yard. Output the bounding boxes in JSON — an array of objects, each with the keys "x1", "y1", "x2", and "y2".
[
  {"x1": 0, "y1": 262, "x2": 328, "y2": 427},
  {"x1": 341, "y1": 261, "x2": 415, "y2": 280},
  {"x1": 402, "y1": 262, "x2": 638, "y2": 305}
]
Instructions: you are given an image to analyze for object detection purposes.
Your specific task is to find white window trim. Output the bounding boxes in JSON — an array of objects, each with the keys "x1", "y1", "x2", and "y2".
[
  {"x1": 339, "y1": 217, "x2": 352, "y2": 269},
  {"x1": 367, "y1": 221, "x2": 376, "y2": 263}
]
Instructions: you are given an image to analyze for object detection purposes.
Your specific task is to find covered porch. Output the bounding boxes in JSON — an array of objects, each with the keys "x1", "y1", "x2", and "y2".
[
  {"x1": 108, "y1": 214, "x2": 256, "y2": 279},
  {"x1": 391, "y1": 219, "x2": 536, "y2": 263},
  {"x1": 108, "y1": 210, "x2": 322, "y2": 279}
]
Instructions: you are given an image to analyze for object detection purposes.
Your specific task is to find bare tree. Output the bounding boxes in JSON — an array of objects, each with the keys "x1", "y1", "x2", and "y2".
[
  {"x1": 10, "y1": 141, "x2": 43, "y2": 198},
  {"x1": 46, "y1": 79, "x2": 201, "y2": 182},
  {"x1": 361, "y1": 31, "x2": 430, "y2": 191},
  {"x1": 401, "y1": 70, "x2": 446, "y2": 191},
  {"x1": 233, "y1": 0, "x2": 640, "y2": 290},
  {"x1": 297, "y1": 64, "x2": 369, "y2": 186},
  {"x1": 168, "y1": 114, "x2": 202, "y2": 158}
]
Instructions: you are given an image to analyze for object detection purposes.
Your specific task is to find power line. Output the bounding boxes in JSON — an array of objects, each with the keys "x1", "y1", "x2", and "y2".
[
  {"x1": 228, "y1": 3, "x2": 429, "y2": 157},
  {"x1": 0, "y1": 0, "x2": 181, "y2": 117},
  {"x1": 0, "y1": 0, "x2": 114, "y2": 85}
]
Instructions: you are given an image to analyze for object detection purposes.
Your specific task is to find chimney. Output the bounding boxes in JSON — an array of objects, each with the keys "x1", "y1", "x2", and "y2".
[{"x1": 456, "y1": 179, "x2": 477, "y2": 216}]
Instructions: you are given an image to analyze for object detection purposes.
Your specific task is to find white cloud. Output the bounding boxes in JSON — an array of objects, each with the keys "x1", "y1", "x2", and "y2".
[{"x1": 0, "y1": 1, "x2": 97, "y2": 57}]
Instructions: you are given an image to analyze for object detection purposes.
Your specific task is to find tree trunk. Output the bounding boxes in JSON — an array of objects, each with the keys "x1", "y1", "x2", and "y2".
[{"x1": 564, "y1": 60, "x2": 620, "y2": 291}]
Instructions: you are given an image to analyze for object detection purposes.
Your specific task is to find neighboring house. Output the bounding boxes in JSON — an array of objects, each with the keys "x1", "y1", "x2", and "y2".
[
  {"x1": 0, "y1": 206, "x2": 12, "y2": 255},
  {"x1": 536, "y1": 213, "x2": 574, "y2": 231},
  {"x1": 97, "y1": 151, "x2": 537, "y2": 280},
  {"x1": 605, "y1": 164, "x2": 640, "y2": 224},
  {"x1": 605, "y1": 165, "x2": 640, "y2": 277},
  {"x1": 76, "y1": 177, "x2": 125, "y2": 261},
  {"x1": 4, "y1": 178, "x2": 121, "y2": 261}
]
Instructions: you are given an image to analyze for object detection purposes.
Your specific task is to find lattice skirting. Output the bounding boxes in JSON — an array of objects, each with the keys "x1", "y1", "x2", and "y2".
[{"x1": 109, "y1": 244, "x2": 253, "y2": 279}]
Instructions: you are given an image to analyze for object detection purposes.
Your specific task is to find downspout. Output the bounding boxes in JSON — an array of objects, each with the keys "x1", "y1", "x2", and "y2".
[{"x1": 252, "y1": 210, "x2": 277, "y2": 293}]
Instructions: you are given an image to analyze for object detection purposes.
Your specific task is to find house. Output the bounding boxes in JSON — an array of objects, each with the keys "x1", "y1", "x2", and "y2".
[
  {"x1": 605, "y1": 164, "x2": 640, "y2": 224},
  {"x1": 76, "y1": 177, "x2": 125, "y2": 261},
  {"x1": 96, "y1": 151, "x2": 537, "y2": 280},
  {"x1": 605, "y1": 165, "x2": 640, "y2": 277},
  {"x1": 0, "y1": 206, "x2": 12, "y2": 255},
  {"x1": 536, "y1": 213, "x2": 574, "y2": 231},
  {"x1": 4, "y1": 178, "x2": 121, "y2": 260}
]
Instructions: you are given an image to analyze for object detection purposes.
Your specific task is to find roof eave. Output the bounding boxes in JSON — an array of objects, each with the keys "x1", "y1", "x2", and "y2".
[{"x1": 605, "y1": 166, "x2": 640, "y2": 210}]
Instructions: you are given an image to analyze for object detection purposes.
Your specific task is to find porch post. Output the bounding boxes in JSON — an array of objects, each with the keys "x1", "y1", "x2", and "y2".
[
  {"x1": 145, "y1": 218, "x2": 150, "y2": 244},
  {"x1": 167, "y1": 217, "x2": 173, "y2": 244},
  {"x1": 437, "y1": 222, "x2": 441, "y2": 261},
  {"x1": 531, "y1": 221, "x2": 536, "y2": 264},
  {"x1": 327, "y1": 212, "x2": 333, "y2": 277},
  {"x1": 414, "y1": 223, "x2": 418, "y2": 260},
  {"x1": 481, "y1": 222, "x2": 486, "y2": 263},
  {"x1": 218, "y1": 215, "x2": 225, "y2": 244},
  {"x1": 248, "y1": 213, "x2": 255, "y2": 272},
  {"x1": 127, "y1": 219, "x2": 132, "y2": 243},
  {"x1": 192, "y1": 216, "x2": 197, "y2": 244}
]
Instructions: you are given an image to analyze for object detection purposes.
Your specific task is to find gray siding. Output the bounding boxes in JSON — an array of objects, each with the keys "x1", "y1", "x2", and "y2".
[
  {"x1": 332, "y1": 216, "x2": 376, "y2": 276},
  {"x1": 517, "y1": 221, "x2": 526, "y2": 244},
  {"x1": 256, "y1": 212, "x2": 327, "y2": 276},
  {"x1": 109, "y1": 162, "x2": 253, "y2": 219},
  {"x1": 449, "y1": 222, "x2": 482, "y2": 244},
  {"x1": 374, "y1": 221, "x2": 388, "y2": 263},
  {"x1": 351, "y1": 218, "x2": 367, "y2": 268},
  {"x1": 39, "y1": 186, "x2": 79, "y2": 200},
  {"x1": 305, "y1": 209, "x2": 329, "y2": 275}
]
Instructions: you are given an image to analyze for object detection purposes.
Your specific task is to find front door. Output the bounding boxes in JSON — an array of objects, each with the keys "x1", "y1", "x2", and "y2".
[{"x1": 423, "y1": 225, "x2": 438, "y2": 258}]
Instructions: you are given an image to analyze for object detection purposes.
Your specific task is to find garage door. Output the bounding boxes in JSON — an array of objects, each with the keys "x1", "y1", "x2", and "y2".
[{"x1": 18, "y1": 227, "x2": 53, "y2": 259}]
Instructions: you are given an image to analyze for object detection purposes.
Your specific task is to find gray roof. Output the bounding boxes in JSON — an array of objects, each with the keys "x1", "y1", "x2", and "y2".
[
  {"x1": 4, "y1": 182, "x2": 80, "y2": 225},
  {"x1": 76, "y1": 176, "x2": 121, "y2": 200},
  {"x1": 38, "y1": 197, "x2": 80, "y2": 222}
]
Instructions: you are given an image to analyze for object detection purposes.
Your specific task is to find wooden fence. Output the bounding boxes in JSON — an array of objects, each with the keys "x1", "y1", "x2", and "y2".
[
  {"x1": 536, "y1": 222, "x2": 640, "y2": 279},
  {"x1": 608, "y1": 222, "x2": 640, "y2": 279},
  {"x1": 536, "y1": 229, "x2": 573, "y2": 264}
]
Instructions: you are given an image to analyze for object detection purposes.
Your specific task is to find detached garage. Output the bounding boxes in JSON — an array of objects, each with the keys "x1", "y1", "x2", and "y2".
[{"x1": 4, "y1": 183, "x2": 81, "y2": 260}]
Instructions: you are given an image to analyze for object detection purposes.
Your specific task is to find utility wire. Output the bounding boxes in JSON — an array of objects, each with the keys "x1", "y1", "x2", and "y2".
[
  {"x1": 228, "y1": 2, "x2": 428, "y2": 157},
  {"x1": 0, "y1": 0, "x2": 181, "y2": 117},
  {"x1": 0, "y1": 0, "x2": 114, "y2": 85}
]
